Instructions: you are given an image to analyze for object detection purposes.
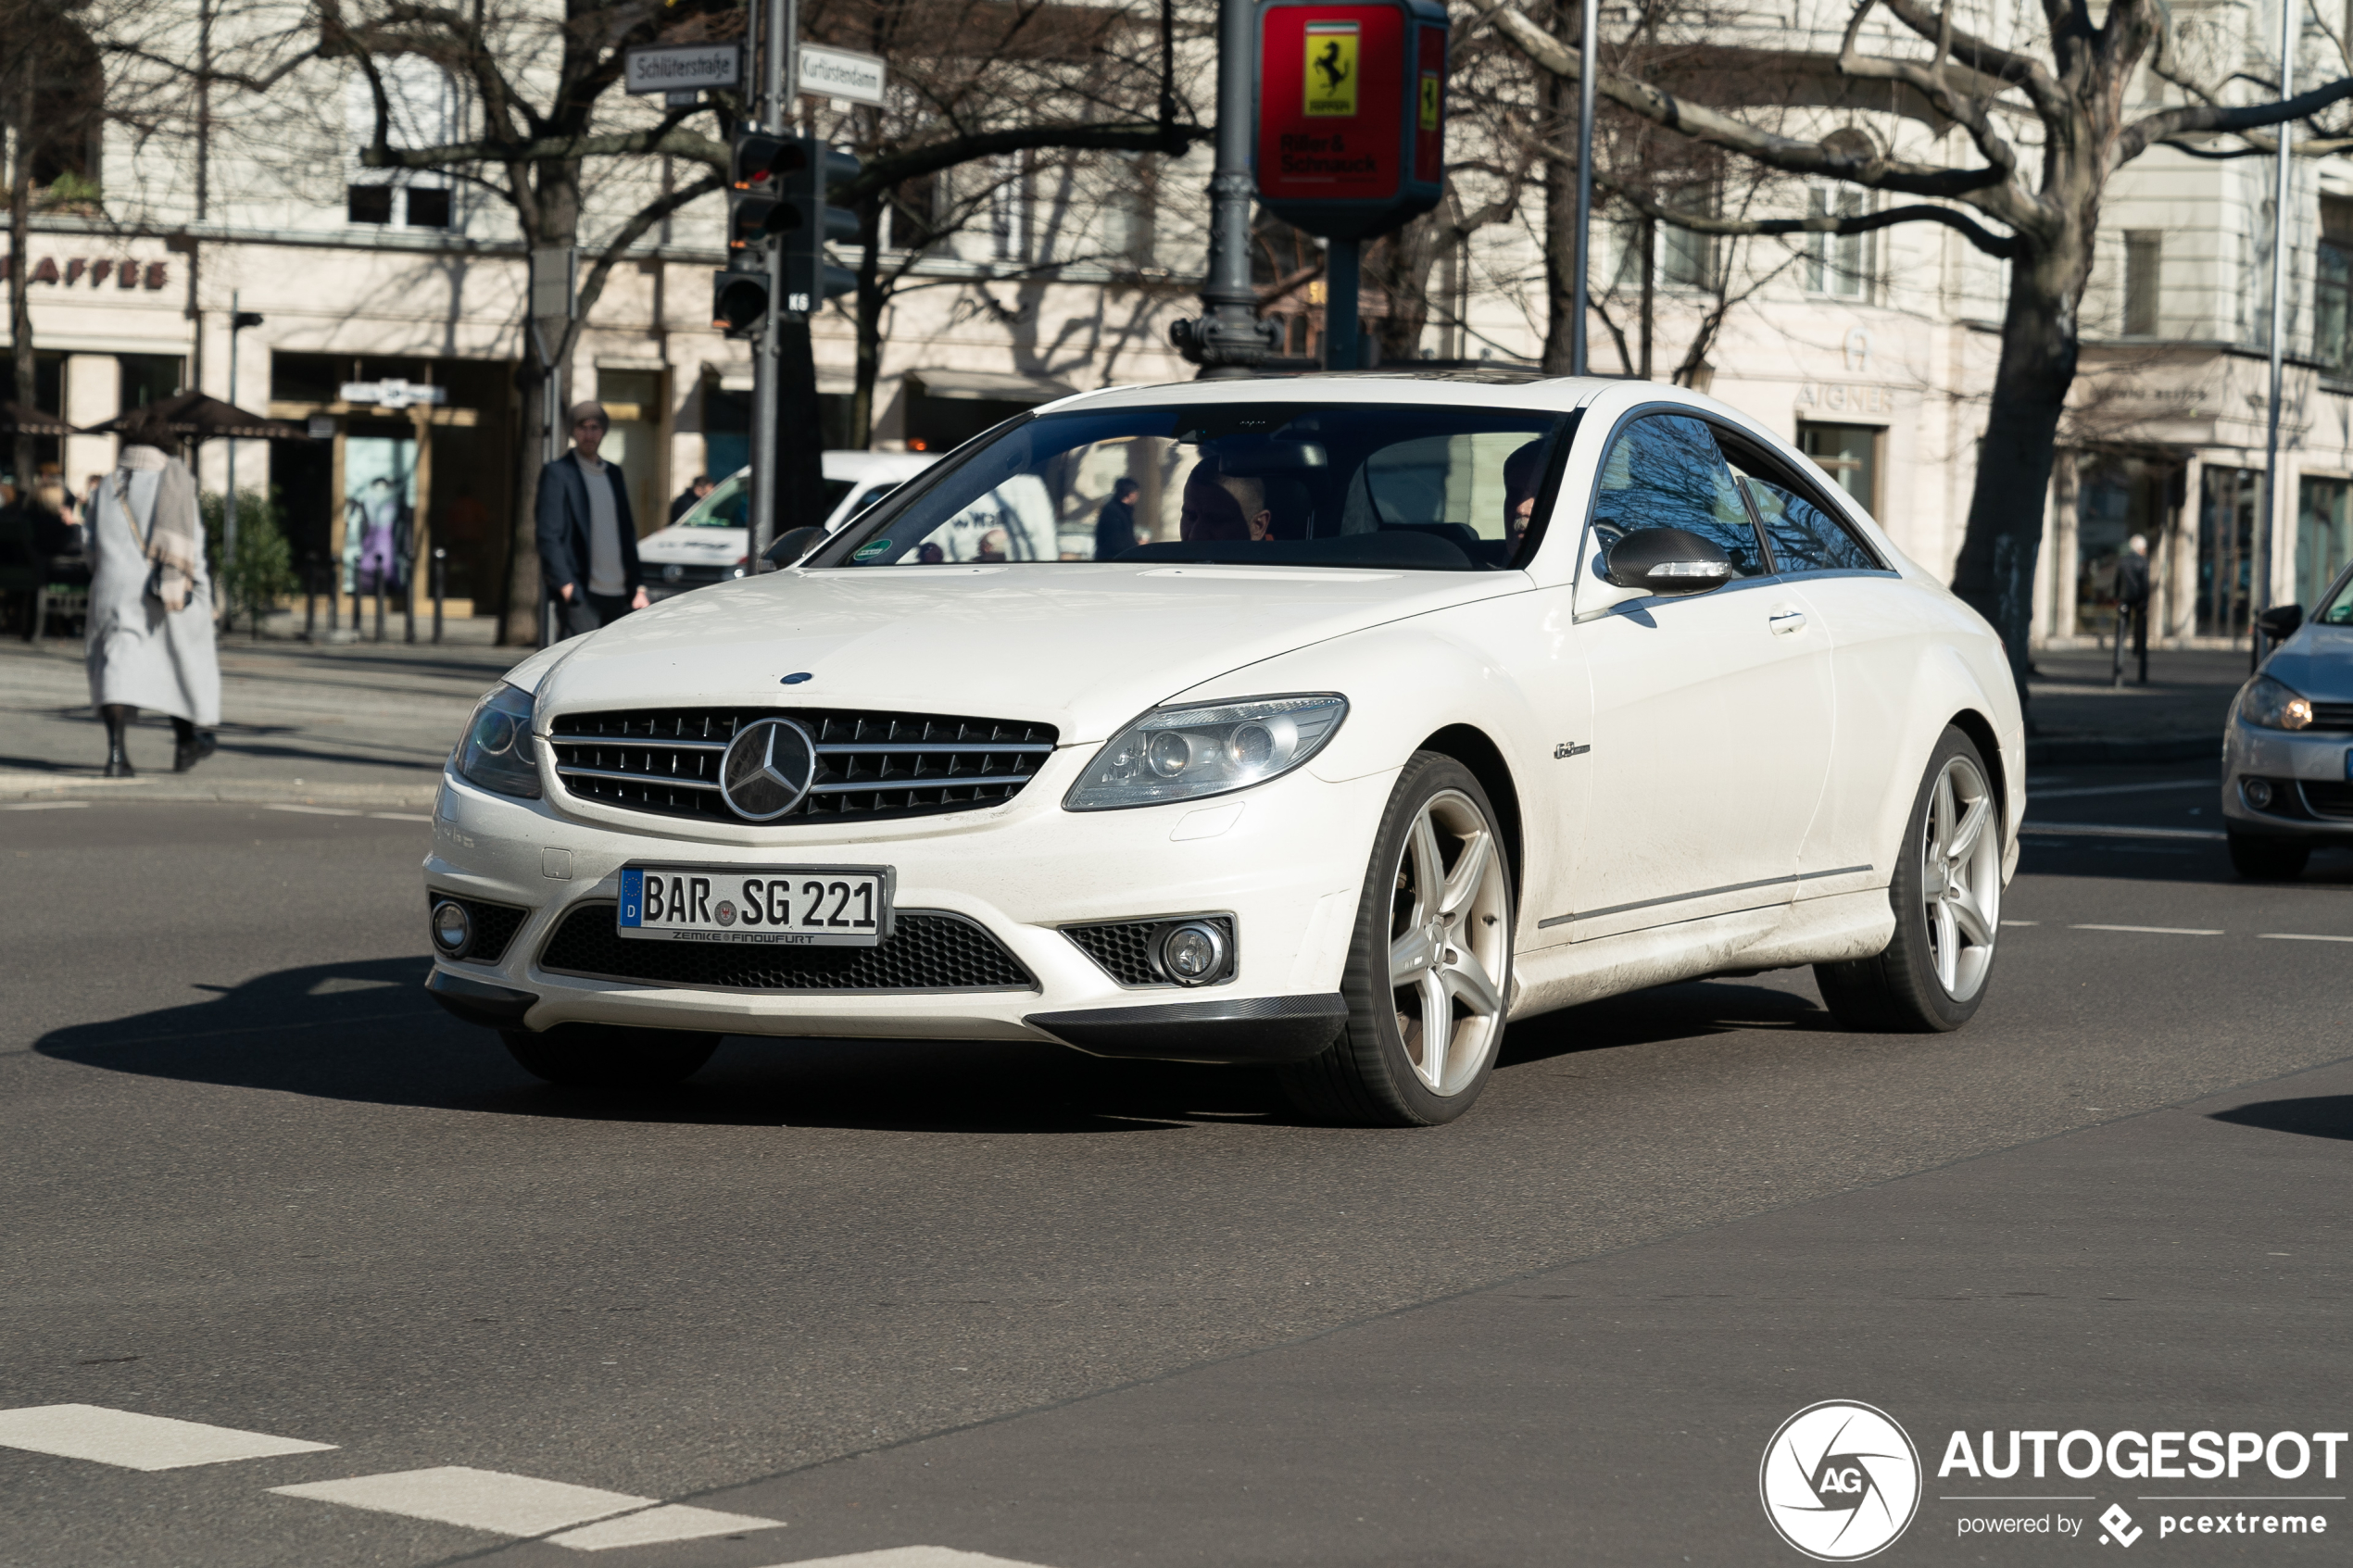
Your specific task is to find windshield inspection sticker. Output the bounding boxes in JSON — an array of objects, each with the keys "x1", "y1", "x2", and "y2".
[
  {"x1": 1760, "y1": 1399, "x2": 2346, "y2": 1558},
  {"x1": 851, "y1": 538, "x2": 892, "y2": 561}
]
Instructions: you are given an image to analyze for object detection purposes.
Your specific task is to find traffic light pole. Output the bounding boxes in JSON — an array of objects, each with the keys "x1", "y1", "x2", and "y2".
[{"x1": 747, "y1": 0, "x2": 791, "y2": 570}]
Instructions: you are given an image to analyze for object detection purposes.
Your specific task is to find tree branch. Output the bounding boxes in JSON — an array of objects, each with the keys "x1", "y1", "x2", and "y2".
[
  {"x1": 2118, "y1": 73, "x2": 2353, "y2": 166},
  {"x1": 834, "y1": 120, "x2": 1209, "y2": 207},
  {"x1": 362, "y1": 125, "x2": 731, "y2": 174},
  {"x1": 557, "y1": 171, "x2": 727, "y2": 363},
  {"x1": 1877, "y1": 0, "x2": 2069, "y2": 121}
]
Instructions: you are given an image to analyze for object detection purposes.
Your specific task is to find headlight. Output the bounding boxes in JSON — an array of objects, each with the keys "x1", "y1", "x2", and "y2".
[
  {"x1": 455, "y1": 683, "x2": 542, "y2": 797},
  {"x1": 1064, "y1": 694, "x2": 1347, "y2": 810},
  {"x1": 2237, "y1": 673, "x2": 2314, "y2": 731}
]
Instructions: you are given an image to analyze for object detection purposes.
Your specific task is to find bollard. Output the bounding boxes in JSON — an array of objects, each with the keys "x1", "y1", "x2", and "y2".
[
  {"x1": 432, "y1": 547, "x2": 446, "y2": 645},
  {"x1": 403, "y1": 554, "x2": 417, "y2": 646},
  {"x1": 373, "y1": 573, "x2": 386, "y2": 643}
]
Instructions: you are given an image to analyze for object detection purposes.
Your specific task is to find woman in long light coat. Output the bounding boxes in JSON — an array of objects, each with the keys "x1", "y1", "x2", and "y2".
[{"x1": 85, "y1": 411, "x2": 220, "y2": 775}]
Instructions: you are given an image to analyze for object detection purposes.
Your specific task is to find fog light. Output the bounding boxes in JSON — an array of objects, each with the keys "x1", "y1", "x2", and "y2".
[
  {"x1": 431, "y1": 898, "x2": 472, "y2": 957},
  {"x1": 1158, "y1": 921, "x2": 1227, "y2": 985},
  {"x1": 2244, "y1": 777, "x2": 2275, "y2": 810}
]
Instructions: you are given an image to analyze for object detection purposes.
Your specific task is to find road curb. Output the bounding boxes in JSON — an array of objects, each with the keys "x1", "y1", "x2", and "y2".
[
  {"x1": 2024, "y1": 735, "x2": 2220, "y2": 766},
  {"x1": 0, "y1": 773, "x2": 439, "y2": 810}
]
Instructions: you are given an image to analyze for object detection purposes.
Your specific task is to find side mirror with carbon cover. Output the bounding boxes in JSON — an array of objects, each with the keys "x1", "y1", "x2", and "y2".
[{"x1": 1602, "y1": 526, "x2": 1733, "y2": 596}]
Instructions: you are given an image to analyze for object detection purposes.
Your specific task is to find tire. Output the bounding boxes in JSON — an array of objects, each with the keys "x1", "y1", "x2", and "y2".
[
  {"x1": 1277, "y1": 752, "x2": 1515, "y2": 1126},
  {"x1": 500, "y1": 1023, "x2": 720, "y2": 1089},
  {"x1": 1814, "y1": 725, "x2": 2001, "y2": 1034},
  {"x1": 2228, "y1": 828, "x2": 2309, "y2": 881}
]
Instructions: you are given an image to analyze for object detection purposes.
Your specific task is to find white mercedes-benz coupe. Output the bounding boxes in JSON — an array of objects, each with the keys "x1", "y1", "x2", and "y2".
[{"x1": 424, "y1": 373, "x2": 2022, "y2": 1125}]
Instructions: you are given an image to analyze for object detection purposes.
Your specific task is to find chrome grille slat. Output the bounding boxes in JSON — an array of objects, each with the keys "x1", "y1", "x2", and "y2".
[{"x1": 547, "y1": 706, "x2": 1059, "y2": 826}]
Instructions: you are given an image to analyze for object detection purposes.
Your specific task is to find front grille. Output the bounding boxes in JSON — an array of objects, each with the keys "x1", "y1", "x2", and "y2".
[
  {"x1": 427, "y1": 893, "x2": 527, "y2": 964},
  {"x1": 1063, "y1": 915, "x2": 1237, "y2": 986},
  {"x1": 548, "y1": 707, "x2": 1058, "y2": 825},
  {"x1": 537, "y1": 901, "x2": 1037, "y2": 991},
  {"x1": 2309, "y1": 701, "x2": 2353, "y2": 732},
  {"x1": 2301, "y1": 781, "x2": 2353, "y2": 820}
]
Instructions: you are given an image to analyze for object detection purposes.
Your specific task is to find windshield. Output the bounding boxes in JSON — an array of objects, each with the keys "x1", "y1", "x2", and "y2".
[
  {"x1": 805, "y1": 403, "x2": 1571, "y2": 571},
  {"x1": 677, "y1": 470, "x2": 857, "y2": 528}
]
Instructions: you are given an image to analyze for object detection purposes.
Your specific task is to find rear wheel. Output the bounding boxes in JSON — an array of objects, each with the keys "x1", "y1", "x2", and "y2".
[
  {"x1": 500, "y1": 1024, "x2": 719, "y2": 1089},
  {"x1": 1815, "y1": 726, "x2": 2001, "y2": 1033},
  {"x1": 1278, "y1": 753, "x2": 1514, "y2": 1126},
  {"x1": 2227, "y1": 828, "x2": 2309, "y2": 881}
]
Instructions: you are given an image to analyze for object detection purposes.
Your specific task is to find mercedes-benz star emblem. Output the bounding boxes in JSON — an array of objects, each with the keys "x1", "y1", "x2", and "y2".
[{"x1": 719, "y1": 718, "x2": 817, "y2": 822}]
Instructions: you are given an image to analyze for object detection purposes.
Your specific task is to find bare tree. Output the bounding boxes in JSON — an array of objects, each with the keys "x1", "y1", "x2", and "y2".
[{"x1": 1463, "y1": 0, "x2": 2353, "y2": 692}]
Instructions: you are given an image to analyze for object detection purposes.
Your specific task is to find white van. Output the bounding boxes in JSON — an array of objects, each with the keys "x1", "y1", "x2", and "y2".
[{"x1": 637, "y1": 452, "x2": 937, "y2": 600}]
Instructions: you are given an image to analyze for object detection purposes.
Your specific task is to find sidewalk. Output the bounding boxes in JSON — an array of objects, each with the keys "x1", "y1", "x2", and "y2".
[
  {"x1": 2025, "y1": 645, "x2": 2246, "y2": 765},
  {"x1": 0, "y1": 621, "x2": 525, "y2": 809}
]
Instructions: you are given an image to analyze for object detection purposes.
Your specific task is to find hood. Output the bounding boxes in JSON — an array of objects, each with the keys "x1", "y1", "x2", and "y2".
[
  {"x1": 532, "y1": 562, "x2": 1528, "y2": 745},
  {"x1": 2266, "y1": 621, "x2": 2353, "y2": 700}
]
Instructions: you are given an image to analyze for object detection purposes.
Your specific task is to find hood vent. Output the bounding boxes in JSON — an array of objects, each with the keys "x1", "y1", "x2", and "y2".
[{"x1": 547, "y1": 706, "x2": 1058, "y2": 825}]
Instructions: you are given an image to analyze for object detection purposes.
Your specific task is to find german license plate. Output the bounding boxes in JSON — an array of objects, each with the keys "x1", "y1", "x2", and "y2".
[{"x1": 617, "y1": 865, "x2": 894, "y2": 946}]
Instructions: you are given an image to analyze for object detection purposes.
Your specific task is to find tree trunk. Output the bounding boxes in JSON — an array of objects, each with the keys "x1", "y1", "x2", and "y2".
[
  {"x1": 1948, "y1": 242, "x2": 2086, "y2": 704},
  {"x1": 850, "y1": 195, "x2": 884, "y2": 448},
  {"x1": 499, "y1": 166, "x2": 582, "y2": 646},
  {"x1": 1540, "y1": 70, "x2": 1577, "y2": 376}
]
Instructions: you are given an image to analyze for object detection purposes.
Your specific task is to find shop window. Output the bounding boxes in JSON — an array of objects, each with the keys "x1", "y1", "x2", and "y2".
[
  {"x1": 2319, "y1": 198, "x2": 2353, "y2": 373},
  {"x1": 120, "y1": 354, "x2": 182, "y2": 410},
  {"x1": 2075, "y1": 458, "x2": 2165, "y2": 635},
  {"x1": 2298, "y1": 476, "x2": 2353, "y2": 606},
  {"x1": 405, "y1": 187, "x2": 452, "y2": 229},
  {"x1": 1796, "y1": 420, "x2": 1880, "y2": 515},
  {"x1": 2199, "y1": 467, "x2": 2259, "y2": 639},
  {"x1": 347, "y1": 184, "x2": 393, "y2": 225}
]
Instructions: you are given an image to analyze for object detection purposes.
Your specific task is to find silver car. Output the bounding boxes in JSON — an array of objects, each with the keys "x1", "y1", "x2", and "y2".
[{"x1": 2222, "y1": 567, "x2": 2353, "y2": 877}]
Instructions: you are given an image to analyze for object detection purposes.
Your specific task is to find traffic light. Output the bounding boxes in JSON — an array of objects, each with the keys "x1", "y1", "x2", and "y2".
[
  {"x1": 712, "y1": 268, "x2": 768, "y2": 338},
  {"x1": 774, "y1": 139, "x2": 861, "y2": 314},
  {"x1": 727, "y1": 132, "x2": 789, "y2": 261}
]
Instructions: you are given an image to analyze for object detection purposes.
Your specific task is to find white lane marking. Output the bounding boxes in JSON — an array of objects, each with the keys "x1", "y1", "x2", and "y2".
[
  {"x1": 757, "y1": 1551, "x2": 1065, "y2": 1568},
  {"x1": 549, "y1": 1503, "x2": 786, "y2": 1550},
  {"x1": 270, "y1": 1466, "x2": 784, "y2": 1547},
  {"x1": 265, "y1": 804, "x2": 362, "y2": 817},
  {"x1": 2029, "y1": 778, "x2": 2213, "y2": 800},
  {"x1": 0, "y1": 1404, "x2": 335, "y2": 1471},
  {"x1": 0, "y1": 800, "x2": 90, "y2": 810},
  {"x1": 2259, "y1": 932, "x2": 2353, "y2": 943},
  {"x1": 2001, "y1": 920, "x2": 2040, "y2": 927},
  {"x1": 2020, "y1": 822, "x2": 2226, "y2": 841},
  {"x1": 271, "y1": 1466, "x2": 650, "y2": 1535},
  {"x1": 2070, "y1": 923, "x2": 2225, "y2": 936},
  {"x1": 368, "y1": 811, "x2": 434, "y2": 822}
]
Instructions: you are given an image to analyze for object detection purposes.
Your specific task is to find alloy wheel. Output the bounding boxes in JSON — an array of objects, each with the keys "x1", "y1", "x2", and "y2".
[
  {"x1": 1920, "y1": 754, "x2": 2000, "y2": 1000},
  {"x1": 1386, "y1": 788, "x2": 1511, "y2": 1096}
]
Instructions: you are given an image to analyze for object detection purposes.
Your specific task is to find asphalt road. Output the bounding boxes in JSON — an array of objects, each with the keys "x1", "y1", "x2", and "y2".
[{"x1": 1, "y1": 771, "x2": 2347, "y2": 1567}]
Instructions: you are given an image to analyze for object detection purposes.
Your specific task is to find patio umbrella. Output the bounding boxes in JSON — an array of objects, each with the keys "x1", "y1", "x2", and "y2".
[
  {"x1": 82, "y1": 390, "x2": 308, "y2": 442},
  {"x1": 0, "y1": 400, "x2": 75, "y2": 436}
]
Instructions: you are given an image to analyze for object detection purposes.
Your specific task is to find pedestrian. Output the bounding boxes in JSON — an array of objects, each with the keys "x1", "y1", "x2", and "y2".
[
  {"x1": 1094, "y1": 476, "x2": 1141, "y2": 559},
  {"x1": 668, "y1": 472, "x2": 713, "y2": 523},
  {"x1": 536, "y1": 400, "x2": 648, "y2": 640},
  {"x1": 84, "y1": 411, "x2": 219, "y2": 776},
  {"x1": 2114, "y1": 533, "x2": 2151, "y2": 685}
]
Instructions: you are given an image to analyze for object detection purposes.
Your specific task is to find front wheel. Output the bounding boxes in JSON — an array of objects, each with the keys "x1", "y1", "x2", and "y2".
[
  {"x1": 1277, "y1": 752, "x2": 1515, "y2": 1126},
  {"x1": 1815, "y1": 726, "x2": 2002, "y2": 1033},
  {"x1": 500, "y1": 1023, "x2": 720, "y2": 1089}
]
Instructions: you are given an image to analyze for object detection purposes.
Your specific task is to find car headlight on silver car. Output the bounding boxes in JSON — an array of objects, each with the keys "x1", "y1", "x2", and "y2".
[
  {"x1": 2237, "y1": 673, "x2": 2315, "y2": 732},
  {"x1": 1064, "y1": 695, "x2": 1348, "y2": 810},
  {"x1": 455, "y1": 683, "x2": 542, "y2": 797}
]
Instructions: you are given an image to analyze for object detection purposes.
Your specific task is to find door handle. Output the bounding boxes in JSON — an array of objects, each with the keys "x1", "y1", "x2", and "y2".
[{"x1": 1768, "y1": 610, "x2": 1808, "y2": 635}]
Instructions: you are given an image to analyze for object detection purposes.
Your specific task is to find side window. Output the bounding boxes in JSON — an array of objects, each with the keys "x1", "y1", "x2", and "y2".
[
  {"x1": 1592, "y1": 413, "x2": 1767, "y2": 577},
  {"x1": 1719, "y1": 442, "x2": 1881, "y2": 572}
]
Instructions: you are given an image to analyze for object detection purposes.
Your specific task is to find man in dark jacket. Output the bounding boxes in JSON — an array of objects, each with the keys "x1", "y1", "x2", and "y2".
[
  {"x1": 1094, "y1": 477, "x2": 1141, "y2": 559},
  {"x1": 537, "y1": 401, "x2": 648, "y2": 639},
  {"x1": 2113, "y1": 533, "x2": 2151, "y2": 685},
  {"x1": 668, "y1": 473, "x2": 713, "y2": 522}
]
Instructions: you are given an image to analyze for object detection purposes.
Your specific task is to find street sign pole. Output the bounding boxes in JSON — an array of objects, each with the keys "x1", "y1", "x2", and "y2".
[
  {"x1": 1571, "y1": 0, "x2": 1594, "y2": 377},
  {"x1": 2255, "y1": 0, "x2": 2293, "y2": 670},
  {"x1": 748, "y1": 0, "x2": 788, "y2": 570},
  {"x1": 1324, "y1": 239, "x2": 1359, "y2": 370}
]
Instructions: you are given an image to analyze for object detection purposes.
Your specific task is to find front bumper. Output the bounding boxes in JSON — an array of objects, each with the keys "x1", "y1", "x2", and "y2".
[
  {"x1": 2220, "y1": 719, "x2": 2353, "y2": 839},
  {"x1": 422, "y1": 751, "x2": 1387, "y2": 1060}
]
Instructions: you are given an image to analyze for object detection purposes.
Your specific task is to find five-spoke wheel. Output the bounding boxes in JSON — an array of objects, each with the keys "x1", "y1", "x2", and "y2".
[{"x1": 1280, "y1": 752, "x2": 1515, "y2": 1125}]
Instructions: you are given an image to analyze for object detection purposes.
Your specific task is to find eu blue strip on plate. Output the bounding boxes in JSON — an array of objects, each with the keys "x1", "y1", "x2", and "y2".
[{"x1": 619, "y1": 868, "x2": 644, "y2": 927}]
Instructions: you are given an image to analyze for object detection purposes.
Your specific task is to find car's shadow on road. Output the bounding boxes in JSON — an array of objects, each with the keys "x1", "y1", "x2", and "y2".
[
  {"x1": 2018, "y1": 838, "x2": 2353, "y2": 888},
  {"x1": 33, "y1": 957, "x2": 1831, "y2": 1133},
  {"x1": 2209, "y1": 1095, "x2": 2353, "y2": 1141}
]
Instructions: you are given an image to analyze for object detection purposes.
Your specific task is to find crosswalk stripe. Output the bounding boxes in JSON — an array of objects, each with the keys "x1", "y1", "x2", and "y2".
[
  {"x1": 271, "y1": 1465, "x2": 784, "y2": 1548},
  {"x1": 0, "y1": 1404, "x2": 335, "y2": 1471},
  {"x1": 549, "y1": 1503, "x2": 789, "y2": 1550},
  {"x1": 757, "y1": 1551, "x2": 1064, "y2": 1568}
]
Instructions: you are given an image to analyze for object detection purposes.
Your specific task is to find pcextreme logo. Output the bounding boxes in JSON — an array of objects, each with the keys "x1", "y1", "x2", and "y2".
[{"x1": 1760, "y1": 1400, "x2": 1924, "y2": 1562}]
